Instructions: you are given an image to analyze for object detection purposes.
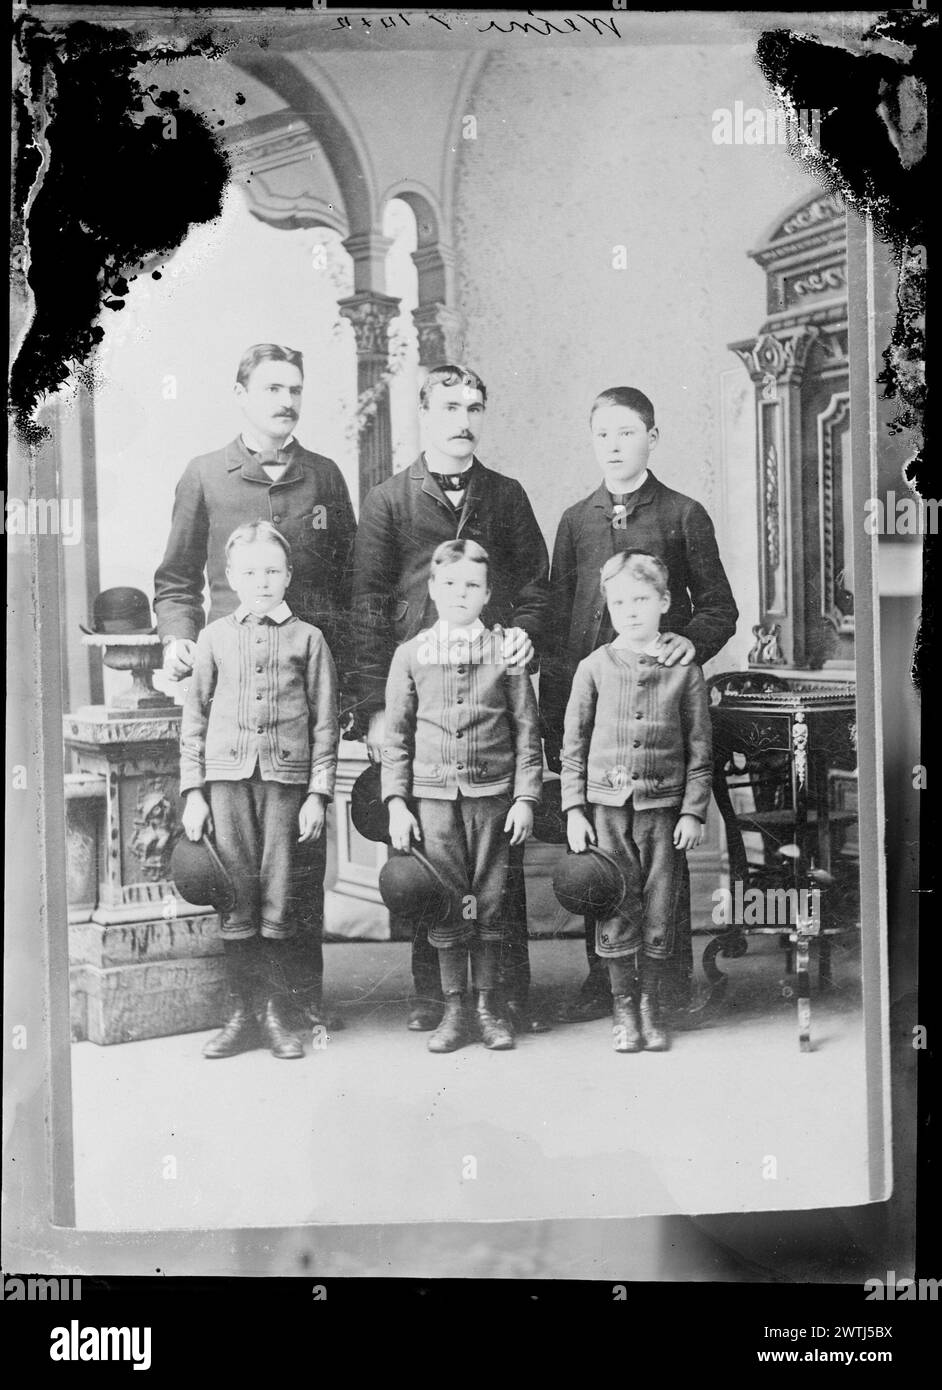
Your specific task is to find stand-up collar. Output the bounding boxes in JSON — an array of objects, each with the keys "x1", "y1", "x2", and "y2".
[
  {"x1": 591, "y1": 469, "x2": 660, "y2": 516},
  {"x1": 234, "y1": 601, "x2": 293, "y2": 625}
]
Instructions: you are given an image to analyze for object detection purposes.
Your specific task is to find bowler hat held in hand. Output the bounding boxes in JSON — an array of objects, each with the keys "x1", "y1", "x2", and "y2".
[
  {"x1": 170, "y1": 832, "x2": 237, "y2": 915},
  {"x1": 80, "y1": 587, "x2": 157, "y2": 636},
  {"x1": 350, "y1": 762, "x2": 390, "y2": 845},
  {"x1": 552, "y1": 845, "x2": 628, "y2": 920},
  {"x1": 378, "y1": 848, "x2": 453, "y2": 923}
]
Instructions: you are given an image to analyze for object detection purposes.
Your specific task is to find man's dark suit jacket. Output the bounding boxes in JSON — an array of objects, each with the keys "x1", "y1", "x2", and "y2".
[
  {"x1": 347, "y1": 455, "x2": 550, "y2": 738},
  {"x1": 154, "y1": 437, "x2": 357, "y2": 687},
  {"x1": 540, "y1": 470, "x2": 738, "y2": 761}
]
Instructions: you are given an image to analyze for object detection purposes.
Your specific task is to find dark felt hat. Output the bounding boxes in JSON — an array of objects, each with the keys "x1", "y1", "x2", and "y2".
[
  {"x1": 531, "y1": 776, "x2": 567, "y2": 845},
  {"x1": 378, "y1": 848, "x2": 453, "y2": 922},
  {"x1": 350, "y1": 762, "x2": 389, "y2": 845},
  {"x1": 169, "y1": 833, "x2": 236, "y2": 914},
  {"x1": 552, "y1": 846, "x2": 628, "y2": 919},
  {"x1": 80, "y1": 586, "x2": 156, "y2": 636}
]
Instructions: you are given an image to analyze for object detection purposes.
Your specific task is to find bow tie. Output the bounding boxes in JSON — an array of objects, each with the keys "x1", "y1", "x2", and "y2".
[
  {"x1": 431, "y1": 471, "x2": 470, "y2": 492},
  {"x1": 249, "y1": 444, "x2": 292, "y2": 467}
]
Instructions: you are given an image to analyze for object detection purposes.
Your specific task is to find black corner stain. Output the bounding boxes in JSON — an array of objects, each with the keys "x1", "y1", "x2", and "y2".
[
  {"x1": 756, "y1": 11, "x2": 933, "y2": 689},
  {"x1": 11, "y1": 14, "x2": 233, "y2": 441}
]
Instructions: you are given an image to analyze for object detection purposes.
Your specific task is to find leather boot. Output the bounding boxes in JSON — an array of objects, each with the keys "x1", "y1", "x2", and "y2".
[
  {"x1": 612, "y1": 994, "x2": 643, "y2": 1053},
  {"x1": 476, "y1": 990, "x2": 515, "y2": 1050},
  {"x1": 259, "y1": 997, "x2": 305, "y2": 1059},
  {"x1": 639, "y1": 986, "x2": 669, "y2": 1051},
  {"x1": 408, "y1": 998, "x2": 444, "y2": 1031},
  {"x1": 427, "y1": 992, "x2": 467, "y2": 1053},
  {"x1": 203, "y1": 941, "x2": 262, "y2": 1059},
  {"x1": 203, "y1": 997, "x2": 260, "y2": 1058}
]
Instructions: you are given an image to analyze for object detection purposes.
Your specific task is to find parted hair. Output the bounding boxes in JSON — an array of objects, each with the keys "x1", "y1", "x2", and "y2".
[
  {"x1": 419, "y1": 364, "x2": 487, "y2": 409},
  {"x1": 600, "y1": 549, "x2": 669, "y2": 597},
  {"x1": 224, "y1": 520, "x2": 292, "y2": 564},
  {"x1": 590, "y1": 386, "x2": 656, "y2": 431},
  {"x1": 429, "y1": 538, "x2": 490, "y2": 579},
  {"x1": 235, "y1": 343, "x2": 304, "y2": 388}
]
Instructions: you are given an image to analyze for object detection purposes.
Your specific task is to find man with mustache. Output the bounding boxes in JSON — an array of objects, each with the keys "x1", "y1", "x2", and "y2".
[
  {"x1": 348, "y1": 364, "x2": 551, "y2": 1034},
  {"x1": 155, "y1": 342, "x2": 357, "y2": 1035}
]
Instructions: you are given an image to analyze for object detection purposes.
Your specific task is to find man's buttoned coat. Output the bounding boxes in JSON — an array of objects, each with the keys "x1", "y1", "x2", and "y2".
[
  {"x1": 154, "y1": 437, "x2": 357, "y2": 685},
  {"x1": 348, "y1": 457, "x2": 550, "y2": 736},
  {"x1": 540, "y1": 471, "x2": 738, "y2": 757}
]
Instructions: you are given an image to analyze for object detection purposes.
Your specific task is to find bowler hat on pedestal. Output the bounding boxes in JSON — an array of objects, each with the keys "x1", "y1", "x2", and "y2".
[
  {"x1": 80, "y1": 587, "x2": 157, "y2": 636},
  {"x1": 552, "y1": 846, "x2": 627, "y2": 919},
  {"x1": 350, "y1": 762, "x2": 389, "y2": 845},
  {"x1": 378, "y1": 848, "x2": 453, "y2": 923},
  {"x1": 169, "y1": 833, "x2": 236, "y2": 914}
]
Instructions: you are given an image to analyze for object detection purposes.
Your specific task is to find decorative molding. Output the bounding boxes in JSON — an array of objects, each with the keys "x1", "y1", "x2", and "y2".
[
  {"x1": 792, "y1": 710, "x2": 809, "y2": 789},
  {"x1": 780, "y1": 193, "x2": 845, "y2": 238},
  {"x1": 337, "y1": 291, "x2": 400, "y2": 359},
  {"x1": 747, "y1": 623, "x2": 786, "y2": 667},
  {"x1": 818, "y1": 392, "x2": 854, "y2": 634},
  {"x1": 791, "y1": 265, "x2": 847, "y2": 298}
]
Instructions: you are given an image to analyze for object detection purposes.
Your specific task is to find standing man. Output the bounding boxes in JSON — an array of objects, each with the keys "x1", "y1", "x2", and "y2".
[
  {"x1": 347, "y1": 364, "x2": 551, "y2": 1033},
  {"x1": 155, "y1": 343, "x2": 357, "y2": 1030}
]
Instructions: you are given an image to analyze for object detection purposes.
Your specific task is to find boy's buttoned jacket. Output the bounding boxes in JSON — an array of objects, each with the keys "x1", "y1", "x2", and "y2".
[
  {"x1": 154, "y1": 437, "x2": 357, "y2": 680},
  {"x1": 541, "y1": 471, "x2": 737, "y2": 755},
  {"x1": 381, "y1": 626, "x2": 544, "y2": 803},
  {"x1": 560, "y1": 645, "x2": 713, "y2": 821},
  {"x1": 180, "y1": 608, "x2": 339, "y2": 797},
  {"x1": 348, "y1": 457, "x2": 550, "y2": 736}
]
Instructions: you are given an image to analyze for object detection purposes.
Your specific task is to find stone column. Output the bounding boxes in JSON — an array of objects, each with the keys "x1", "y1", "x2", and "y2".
[
  {"x1": 338, "y1": 288, "x2": 401, "y2": 500},
  {"x1": 411, "y1": 241, "x2": 465, "y2": 366}
]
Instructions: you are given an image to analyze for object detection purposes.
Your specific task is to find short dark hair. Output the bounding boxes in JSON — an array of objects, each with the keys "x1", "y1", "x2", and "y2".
[
  {"x1": 419, "y1": 364, "x2": 487, "y2": 410},
  {"x1": 235, "y1": 343, "x2": 304, "y2": 389},
  {"x1": 590, "y1": 386, "x2": 656, "y2": 431},
  {"x1": 430, "y1": 538, "x2": 490, "y2": 579},
  {"x1": 600, "y1": 549, "x2": 669, "y2": 598},
  {"x1": 225, "y1": 520, "x2": 292, "y2": 564}
]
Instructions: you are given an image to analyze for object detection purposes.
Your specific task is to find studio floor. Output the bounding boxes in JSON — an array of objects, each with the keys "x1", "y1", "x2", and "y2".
[{"x1": 70, "y1": 934, "x2": 871, "y2": 1235}]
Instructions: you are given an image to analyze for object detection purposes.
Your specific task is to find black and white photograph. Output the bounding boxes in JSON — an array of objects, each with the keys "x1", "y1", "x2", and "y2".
[{"x1": 5, "y1": 4, "x2": 928, "y2": 1294}]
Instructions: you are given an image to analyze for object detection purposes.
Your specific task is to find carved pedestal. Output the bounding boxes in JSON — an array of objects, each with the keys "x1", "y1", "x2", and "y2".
[{"x1": 64, "y1": 707, "x2": 225, "y2": 1044}]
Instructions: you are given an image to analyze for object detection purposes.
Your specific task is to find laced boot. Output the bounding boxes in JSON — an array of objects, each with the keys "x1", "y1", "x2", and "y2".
[
  {"x1": 427, "y1": 992, "x2": 467, "y2": 1053},
  {"x1": 639, "y1": 966, "x2": 670, "y2": 1052},
  {"x1": 476, "y1": 990, "x2": 515, "y2": 1050},
  {"x1": 612, "y1": 993, "x2": 643, "y2": 1053},
  {"x1": 259, "y1": 996, "x2": 305, "y2": 1059},
  {"x1": 203, "y1": 942, "x2": 262, "y2": 1059}
]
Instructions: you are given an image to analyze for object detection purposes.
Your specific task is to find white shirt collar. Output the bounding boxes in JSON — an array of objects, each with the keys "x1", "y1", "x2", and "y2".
[
  {"x1": 607, "y1": 469, "x2": 649, "y2": 498},
  {"x1": 241, "y1": 430, "x2": 296, "y2": 455},
  {"x1": 434, "y1": 617, "x2": 485, "y2": 642},
  {"x1": 235, "y1": 601, "x2": 293, "y2": 625}
]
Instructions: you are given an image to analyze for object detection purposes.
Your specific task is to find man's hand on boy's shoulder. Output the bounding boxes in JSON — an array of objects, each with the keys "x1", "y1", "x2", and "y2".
[
  {"x1": 499, "y1": 626, "x2": 534, "y2": 669},
  {"x1": 656, "y1": 632, "x2": 696, "y2": 667},
  {"x1": 163, "y1": 636, "x2": 197, "y2": 680}
]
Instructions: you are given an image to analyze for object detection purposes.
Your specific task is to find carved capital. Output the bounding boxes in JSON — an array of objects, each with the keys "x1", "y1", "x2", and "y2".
[
  {"x1": 737, "y1": 326, "x2": 820, "y2": 387},
  {"x1": 412, "y1": 302, "x2": 466, "y2": 365},
  {"x1": 337, "y1": 292, "x2": 401, "y2": 360}
]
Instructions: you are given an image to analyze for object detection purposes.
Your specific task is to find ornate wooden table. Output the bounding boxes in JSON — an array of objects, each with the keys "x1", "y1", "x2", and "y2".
[{"x1": 697, "y1": 672, "x2": 859, "y2": 1050}]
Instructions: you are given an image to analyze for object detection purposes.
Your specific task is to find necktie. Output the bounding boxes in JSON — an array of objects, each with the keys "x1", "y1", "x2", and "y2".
[{"x1": 431, "y1": 471, "x2": 469, "y2": 492}]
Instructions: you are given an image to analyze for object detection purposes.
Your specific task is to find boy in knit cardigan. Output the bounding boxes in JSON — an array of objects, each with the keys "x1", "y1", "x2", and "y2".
[
  {"x1": 180, "y1": 521, "x2": 339, "y2": 1060},
  {"x1": 560, "y1": 551, "x2": 712, "y2": 1052},
  {"x1": 382, "y1": 539, "x2": 544, "y2": 1053}
]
